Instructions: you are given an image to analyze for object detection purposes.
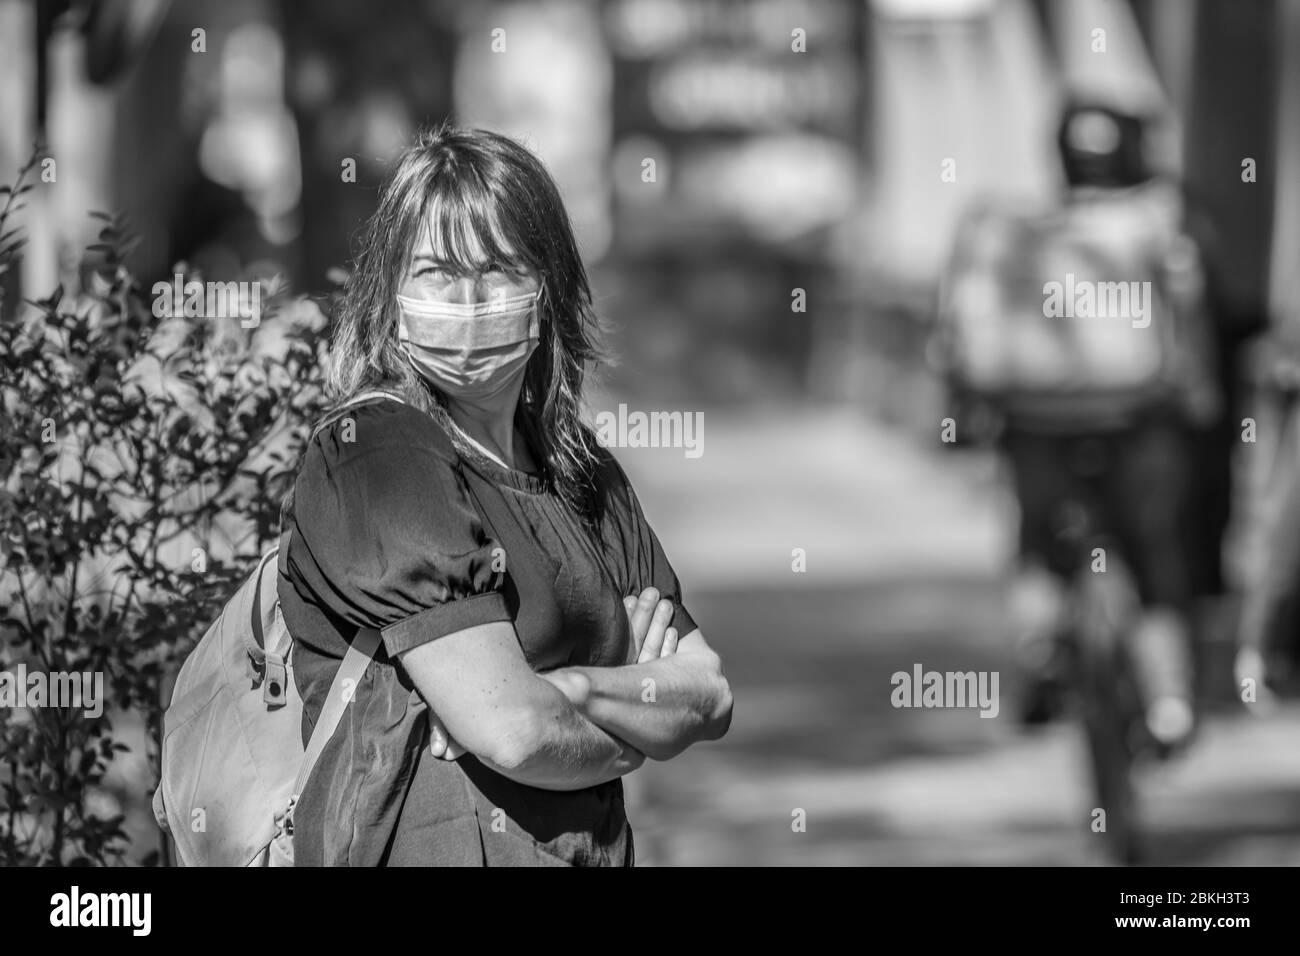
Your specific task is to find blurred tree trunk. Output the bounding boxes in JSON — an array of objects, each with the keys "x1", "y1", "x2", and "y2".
[
  {"x1": 1268, "y1": 0, "x2": 1300, "y2": 334},
  {"x1": 1181, "y1": 0, "x2": 1279, "y2": 332},
  {"x1": 1179, "y1": 0, "x2": 1282, "y2": 598},
  {"x1": 280, "y1": 0, "x2": 456, "y2": 288}
]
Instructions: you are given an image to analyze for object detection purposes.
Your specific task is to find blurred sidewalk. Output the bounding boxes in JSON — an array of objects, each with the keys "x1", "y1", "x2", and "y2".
[
  {"x1": 611, "y1": 403, "x2": 1300, "y2": 866},
  {"x1": 632, "y1": 697, "x2": 1300, "y2": 867},
  {"x1": 610, "y1": 403, "x2": 1015, "y2": 592}
]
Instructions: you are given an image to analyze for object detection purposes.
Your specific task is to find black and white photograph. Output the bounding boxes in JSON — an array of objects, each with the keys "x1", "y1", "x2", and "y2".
[{"x1": 0, "y1": 0, "x2": 1295, "y2": 932}]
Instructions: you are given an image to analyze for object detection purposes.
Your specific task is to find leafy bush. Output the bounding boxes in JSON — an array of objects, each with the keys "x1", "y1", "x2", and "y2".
[{"x1": 0, "y1": 153, "x2": 330, "y2": 865}]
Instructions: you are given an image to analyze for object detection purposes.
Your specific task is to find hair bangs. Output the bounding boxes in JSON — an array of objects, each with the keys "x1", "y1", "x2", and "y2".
[{"x1": 422, "y1": 169, "x2": 533, "y2": 276}]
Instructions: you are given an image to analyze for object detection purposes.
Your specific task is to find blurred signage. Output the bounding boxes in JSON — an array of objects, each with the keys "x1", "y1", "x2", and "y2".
[
  {"x1": 605, "y1": 0, "x2": 866, "y2": 250},
  {"x1": 871, "y1": 0, "x2": 994, "y2": 21}
]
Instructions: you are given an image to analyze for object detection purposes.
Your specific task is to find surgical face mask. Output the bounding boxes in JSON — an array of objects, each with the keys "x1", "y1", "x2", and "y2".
[{"x1": 396, "y1": 287, "x2": 542, "y2": 401}]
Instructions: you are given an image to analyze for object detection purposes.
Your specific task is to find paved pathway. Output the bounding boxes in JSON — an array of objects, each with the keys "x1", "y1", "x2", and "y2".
[{"x1": 613, "y1": 406, "x2": 1300, "y2": 866}]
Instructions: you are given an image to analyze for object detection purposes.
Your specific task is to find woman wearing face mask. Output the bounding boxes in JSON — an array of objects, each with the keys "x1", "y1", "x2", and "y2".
[{"x1": 278, "y1": 124, "x2": 733, "y2": 866}]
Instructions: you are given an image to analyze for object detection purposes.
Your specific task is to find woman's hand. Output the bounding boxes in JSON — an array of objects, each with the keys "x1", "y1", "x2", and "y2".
[
  {"x1": 551, "y1": 625, "x2": 733, "y2": 761},
  {"x1": 624, "y1": 587, "x2": 679, "y2": 664},
  {"x1": 428, "y1": 712, "x2": 466, "y2": 760},
  {"x1": 536, "y1": 589, "x2": 731, "y2": 763}
]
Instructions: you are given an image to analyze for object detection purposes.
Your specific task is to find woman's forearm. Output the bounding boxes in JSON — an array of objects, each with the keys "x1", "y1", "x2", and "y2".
[
  {"x1": 477, "y1": 677, "x2": 645, "y2": 791},
  {"x1": 546, "y1": 654, "x2": 732, "y2": 761},
  {"x1": 400, "y1": 623, "x2": 644, "y2": 791}
]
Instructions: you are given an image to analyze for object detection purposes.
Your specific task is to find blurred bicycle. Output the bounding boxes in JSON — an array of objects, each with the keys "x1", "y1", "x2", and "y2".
[{"x1": 1001, "y1": 419, "x2": 1196, "y2": 864}]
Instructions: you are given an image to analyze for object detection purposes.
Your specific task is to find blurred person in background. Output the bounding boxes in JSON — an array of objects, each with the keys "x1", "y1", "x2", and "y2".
[
  {"x1": 278, "y1": 125, "x2": 732, "y2": 866},
  {"x1": 1218, "y1": 0, "x2": 1300, "y2": 709},
  {"x1": 1235, "y1": 345, "x2": 1300, "y2": 704},
  {"x1": 1234, "y1": 320, "x2": 1300, "y2": 702},
  {"x1": 1011, "y1": 102, "x2": 1216, "y2": 749},
  {"x1": 937, "y1": 100, "x2": 1219, "y2": 754},
  {"x1": 1177, "y1": 0, "x2": 1284, "y2": 609}
]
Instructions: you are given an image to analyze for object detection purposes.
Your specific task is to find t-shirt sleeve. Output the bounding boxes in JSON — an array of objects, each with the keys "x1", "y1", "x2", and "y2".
[
  {"x1": 600, "y1": 451, "x2": 698, "y2": 638},
  {"x1": 284, "y1": 404, "x2": 511, "y2": 657}
]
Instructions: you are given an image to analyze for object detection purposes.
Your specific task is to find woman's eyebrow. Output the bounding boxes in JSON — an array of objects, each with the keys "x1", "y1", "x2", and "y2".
[{"x1": 412, "y1": 253, "x2": 527, "y2": 274}]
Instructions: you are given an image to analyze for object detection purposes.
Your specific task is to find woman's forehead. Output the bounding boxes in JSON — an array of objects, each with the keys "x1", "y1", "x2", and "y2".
[{"x1": 412, "y1": 198, "x2": 520, "y2": 267}]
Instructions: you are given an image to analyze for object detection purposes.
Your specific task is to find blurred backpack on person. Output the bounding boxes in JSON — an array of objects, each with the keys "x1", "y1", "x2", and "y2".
[
  {"x1": 151, "y1": 392, "x2": 400, "y2": 865},
  {"x1": 932, "y1": 103, "x2": 1220, "y2": 436}
]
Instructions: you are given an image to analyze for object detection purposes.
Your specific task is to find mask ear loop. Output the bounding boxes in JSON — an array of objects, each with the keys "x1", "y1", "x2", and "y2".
[
  {"x1": 517, "y1": 277, "x2": 543, "y2": 340},
  {"x1": 519, "y1": 281, "x2": 546, "y2": 409}
]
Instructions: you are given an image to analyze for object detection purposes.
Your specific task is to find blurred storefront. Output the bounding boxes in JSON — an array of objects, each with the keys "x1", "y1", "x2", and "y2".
[
  {"x1": 598, "y1": 0, "x2": 867, "y2": 406},
  {"x1": 2, "y1": 0, "x2": 1294, "y2": 415}
]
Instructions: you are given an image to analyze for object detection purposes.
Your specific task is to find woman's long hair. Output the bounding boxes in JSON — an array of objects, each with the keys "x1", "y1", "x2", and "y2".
[{"x1": 327, "y1": 123, "x2": 608, "y2": 525}]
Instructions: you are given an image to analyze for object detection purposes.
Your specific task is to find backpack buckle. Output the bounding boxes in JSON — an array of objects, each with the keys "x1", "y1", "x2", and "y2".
[
  {"x1": 263, "y1": 654, "x2": 288, "y2": 706},
  {"x1": 279, "y1": 795, "x2": 298, "y2": 837}
]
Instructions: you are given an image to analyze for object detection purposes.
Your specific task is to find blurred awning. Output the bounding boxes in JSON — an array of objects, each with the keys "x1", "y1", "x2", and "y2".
[
  {"x1": 1044, "y1": 0, "x2": 1169, "y2": 117},
  {"x1": 862, "y1": 0, "x2": 1060, "y2": 287},
  {"x1": 606, "y1": 0, "x2": 867, "y2": 256}
]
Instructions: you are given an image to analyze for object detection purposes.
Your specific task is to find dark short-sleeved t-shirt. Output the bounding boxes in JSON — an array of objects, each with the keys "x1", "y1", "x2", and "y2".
[{"x1": 278, "y1": 397, "x2": 695, "y2": 866}]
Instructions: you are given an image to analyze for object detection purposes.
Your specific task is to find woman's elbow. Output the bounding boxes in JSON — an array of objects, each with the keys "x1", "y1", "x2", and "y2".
[
  {"x1": 704, "y1": 672, "x2": 734, "y2": 741},
  {"x1": 471, "y1": 707, "x2": 543, "y2": 772},
  {"x1": 653, "y1": 672, "x2": 732, "y2": 760},
  {"x1": 682, "y1": 653, "x2": 733, "y2": 747}
]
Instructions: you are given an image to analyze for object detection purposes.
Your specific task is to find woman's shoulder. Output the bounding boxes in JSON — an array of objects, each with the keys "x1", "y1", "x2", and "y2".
[
  {"x1": 308, "y1": 396, "x2": 459, "y2": 472},
  {"x1": 287, "y1": 395, "x2": 480, "y2": 541},
  {"x1": 291, "y1": 397, "x2": 467, "y2": 523},
  {"x1": 283, "y1": 395, "x2": 507, "y2": 644}
]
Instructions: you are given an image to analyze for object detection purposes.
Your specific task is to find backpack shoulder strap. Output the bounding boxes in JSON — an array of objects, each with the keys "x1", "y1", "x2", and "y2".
[
  {"x1": 289, "y1": 627, "x2": 382, "y2": 817},
  {"x1": 309, "y1": 389, "x2": 408, "y2": 443},
  {"x1": 247, "y1": 548, "x2": 293, "y2": 706},
  {"x1": 250, "y1": 546, "x2": 282, "y2": 654}
]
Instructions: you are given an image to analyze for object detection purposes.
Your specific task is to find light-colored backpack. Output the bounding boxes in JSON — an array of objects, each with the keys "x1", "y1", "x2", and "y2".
[
  {"x1": 932, "y1": 190, "x2": 1216, "y2": 427},
  {"x1": 151, "y1": 390, "x2": 405, "y2": 866}
]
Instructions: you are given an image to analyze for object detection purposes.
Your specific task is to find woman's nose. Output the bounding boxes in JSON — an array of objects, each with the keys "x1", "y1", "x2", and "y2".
[
  {"x1": 448, "y1": 274, "x2": 504, "y2": 305},
  {"x1": 448, "y1": 275, "x2": 482, "y2": 305}
]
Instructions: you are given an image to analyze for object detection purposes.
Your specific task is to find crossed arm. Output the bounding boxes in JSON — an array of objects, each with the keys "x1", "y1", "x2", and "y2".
[
  {"x1": 538, "y1": 591, "x2": 733, "y2": 761},
  {"x1": 398, "y1": 588, "x2": 732, "y2": 790}
]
